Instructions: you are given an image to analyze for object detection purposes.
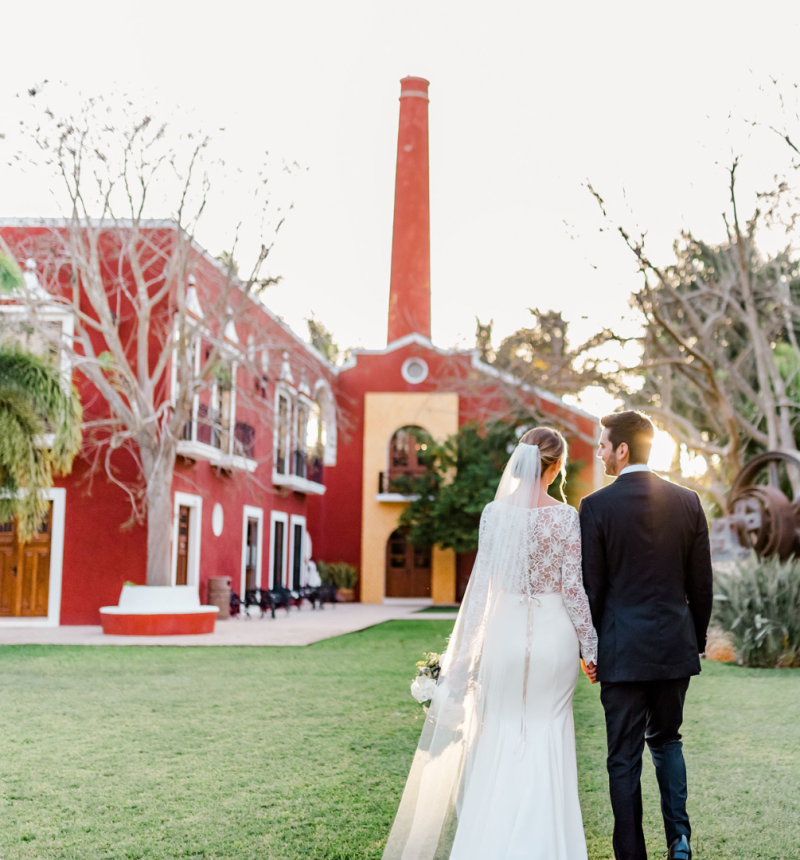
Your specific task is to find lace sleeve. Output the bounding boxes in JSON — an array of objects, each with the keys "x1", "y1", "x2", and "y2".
[{"x1": 561, "y1": 507, "x2": 598, "y2": 663}]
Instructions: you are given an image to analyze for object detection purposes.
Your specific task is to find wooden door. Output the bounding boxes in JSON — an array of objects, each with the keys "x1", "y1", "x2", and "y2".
[
  {"x1": 292, "y1": 524, "x2": 303, "y2": 590},
  {"x1": 176, "y1": 506, "x2": 190, "y2": 586},
  {"x1": 0, "y1": 520, "x2": 18, "y2": 616},
  {"x1": 385, "y1": 529, "x2": 431, "y2": 598},
  {"x1": 245, "y1": 518, "x2": 259, "y2": 592},
  {"x1": 0, "y1": 505, "x2": 52, "y2": 617},
  {"x1": 272, "y1": 520, "x2": 285, "y2": 589}
]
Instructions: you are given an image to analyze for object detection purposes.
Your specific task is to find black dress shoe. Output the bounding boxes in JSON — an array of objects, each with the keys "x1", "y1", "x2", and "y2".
[{"x1": 668, "y1": 835, "x2": 691, "y2": 860}]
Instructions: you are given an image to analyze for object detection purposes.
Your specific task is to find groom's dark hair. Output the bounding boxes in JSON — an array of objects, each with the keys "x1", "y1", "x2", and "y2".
[{"x1": 601, "y1": 410, "x2": 655, "y2": 464}]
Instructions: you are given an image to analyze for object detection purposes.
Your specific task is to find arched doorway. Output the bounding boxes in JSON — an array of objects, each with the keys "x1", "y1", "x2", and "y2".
[{"x1": 385, "y1": 529, "x2": 431, "y2": 598}]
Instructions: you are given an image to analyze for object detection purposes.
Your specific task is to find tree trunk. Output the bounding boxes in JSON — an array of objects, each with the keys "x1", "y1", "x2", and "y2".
[{"x1": 141, "y1": 441, "x2": 178, "y2": 587}]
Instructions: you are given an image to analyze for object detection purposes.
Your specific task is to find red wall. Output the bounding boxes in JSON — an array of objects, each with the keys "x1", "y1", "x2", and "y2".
[
  {"x1": 315, "y1": 339, "x2": 598, "y2": 570},
  {"x1": 2, "y1": 223, "x2": 337, "y2": 624}
]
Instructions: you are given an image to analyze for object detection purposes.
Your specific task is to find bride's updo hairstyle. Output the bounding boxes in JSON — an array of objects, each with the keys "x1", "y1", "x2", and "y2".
[{"x1": 519, "y1": 426, "x2": 568, "y2": 501}]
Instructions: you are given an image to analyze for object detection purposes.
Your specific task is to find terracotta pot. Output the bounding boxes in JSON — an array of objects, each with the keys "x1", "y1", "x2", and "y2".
[{"x1": 338, "y1": 588, "x2": 356, "y2": 603}]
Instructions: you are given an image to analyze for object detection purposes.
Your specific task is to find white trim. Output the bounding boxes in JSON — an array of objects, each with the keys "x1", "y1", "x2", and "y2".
[
  {"x1": 175, "y1": 440, "x2": 256, "y2": 472},
  {"x1": 240, "y1": 506, "x2": 264, "y2": 596},
  {"x1": 268, "y1": 511, "x2": 289, "y2": 589},
  {"x1": 289, "y1": 515, "x2": 307, "y2": 589},
  {"x1": 273, "y1": 388, "x2": 293, "y2": 476},
  {"x1": 337, "y1": 333, "x2": 594, "y2": 423},
  {"x1": 469, "y1": 353, "x2": 597, "y2": 419},
  {"x1": 399, "y1": 91, "x2": 429, "y2": 100},
  {"x1": 0, "y1": 487, "x2": 66, "y2": 627},
  {"x1": 313, "y1": 378, "x2": 338, "y2": 467},
  {"x1": 272, "y1": 472, "x2": 327, "y2": 496},
  {"x1": 172, "y1": 492, "x2": 203, "y2": 587},
  {"x1": 340, "y1": 332, "x2": 448, "y2": 367},
  {"x1": 401, "y1": 357, "x2": 429, "y2": 384},
  {"x1": 0, "y1": 303, "x2": 75, "y2": 389},
  {"x1": 376, "y1": 493, "x2": 420, "y2": 503}
]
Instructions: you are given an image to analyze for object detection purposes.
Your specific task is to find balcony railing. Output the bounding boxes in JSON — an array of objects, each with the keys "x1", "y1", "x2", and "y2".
[
  {"x1": 378, "y1": 470, "x2": 424, "y2": 495},
  {"x1": 291, "y1": 449, "x2": 324, "y2": 484},
  {"x1": 293, "y1": 448, "x2": 307, "y2": 479},
  {"x1": 307, "y1": 455, "x2": 323, "y2": 484},
  {"x1": 234, "y1": 421, "x2": 256, "y2": 459},
  {"x1": 181, "y1": 405, "x2": 256, "y2": 466}
]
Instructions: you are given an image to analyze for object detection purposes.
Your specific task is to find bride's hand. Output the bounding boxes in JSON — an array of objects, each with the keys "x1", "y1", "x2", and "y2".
[{"x1": 581, "y1": 659, "x2": 598, "y2": 684}]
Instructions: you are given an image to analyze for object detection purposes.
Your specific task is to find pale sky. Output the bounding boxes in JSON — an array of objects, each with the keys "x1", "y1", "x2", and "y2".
[{"x1": 3, "y1": 0, "x2": 800, "y2": 382}]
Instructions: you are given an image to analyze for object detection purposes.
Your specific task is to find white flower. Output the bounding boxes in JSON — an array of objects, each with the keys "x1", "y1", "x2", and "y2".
[{"x1": 410, "y1": 675, "x2": 437, "y2": 704}]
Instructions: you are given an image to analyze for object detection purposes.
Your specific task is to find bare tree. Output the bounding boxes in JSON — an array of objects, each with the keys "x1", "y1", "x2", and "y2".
[
  {"x1": 588, "y1": 162, "x2": 800, "y2": 509},
  {"x1": 477, "y1": 311, "x2": 617, "y2": 399},
  {"x1": 3, "y1": 95, "x2": 289, "y2": 585}
]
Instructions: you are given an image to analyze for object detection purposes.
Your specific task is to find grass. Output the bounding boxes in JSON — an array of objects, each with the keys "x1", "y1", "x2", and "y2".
[
  {"x1": 0, "y1": 623, "x2": 796, "y2": 859},
  {"x1": 413, "y1": 605, "x2": 460, "y2": 614}
]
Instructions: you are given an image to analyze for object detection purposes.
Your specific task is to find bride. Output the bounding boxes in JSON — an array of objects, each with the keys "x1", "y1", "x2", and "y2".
[{"x1": 383, "y1": 427, "x2": 598, "y2": 860}]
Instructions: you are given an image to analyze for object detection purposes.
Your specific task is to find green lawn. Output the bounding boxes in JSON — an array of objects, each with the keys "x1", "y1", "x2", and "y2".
[{"x1": 0, "y1": 623, "x2": 796, "y2": 859}]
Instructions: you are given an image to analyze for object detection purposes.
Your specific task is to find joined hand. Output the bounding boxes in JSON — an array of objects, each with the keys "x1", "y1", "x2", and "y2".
[{"x1": 581, "y1": 660, "x2": 597, "y2": 684}]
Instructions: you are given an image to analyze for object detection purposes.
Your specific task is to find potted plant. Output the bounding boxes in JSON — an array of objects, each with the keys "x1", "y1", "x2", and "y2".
[{"x1": 319, "y1": 561, "x2": 359, "y2": 602}]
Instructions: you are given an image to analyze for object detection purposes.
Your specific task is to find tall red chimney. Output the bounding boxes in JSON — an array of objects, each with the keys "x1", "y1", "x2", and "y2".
[{"x1": 387, "y1": 76, "x2": 431, "y2": 344}]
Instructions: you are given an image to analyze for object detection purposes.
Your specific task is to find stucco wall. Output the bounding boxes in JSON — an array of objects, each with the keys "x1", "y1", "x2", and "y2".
[{"x1": 360, "y1": 391, "x2": 459, "y2": 604}]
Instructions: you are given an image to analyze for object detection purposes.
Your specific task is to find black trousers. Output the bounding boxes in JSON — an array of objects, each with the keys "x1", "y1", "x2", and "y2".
[{"x1": 600, "y1": 677, "x2": 691, "y2": 860}]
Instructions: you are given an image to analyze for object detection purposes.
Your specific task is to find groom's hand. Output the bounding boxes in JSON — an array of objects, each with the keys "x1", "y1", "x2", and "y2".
[{"x1": 581, "y1": 660, "x2": 598, "y2": 684}]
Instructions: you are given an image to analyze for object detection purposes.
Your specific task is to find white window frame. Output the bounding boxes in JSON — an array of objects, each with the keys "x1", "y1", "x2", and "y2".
[
  {"x1": 171, "y1": 492, "x2": 203, "y2": 588},
  {"x1": 293, "y1": 396, "x2": 312, "y2": 477},
  {"x1": 268, "y1": 510, "x2": 289, "y2": 589},
  {"x1": 401, "y1": 356, "x2": 429, "y2": 384},
  {"x1": 0, "y1": 304, "x2": 74, "y2": 388},
  {"x1": 288, "y1": 514, "x2": 307, "y2": 589},
  {"x1": 172, "y1": 328, "x2": 202, "y2": 431},
  {"x1": 209, "y1": 360, "x2": 238, "y2": 456},
  {"x1": 313, "y1": 379, "x2": 338, "y2": 467},
  {"x1": 0, "y1": 486, "x2": 67, "y2": 627},
  {"x1": 240, "y1": 505, "x2": 264, "y2": 596},
  {"x1": 274, "y1": 386, "x2": 294, "y2": 476}
]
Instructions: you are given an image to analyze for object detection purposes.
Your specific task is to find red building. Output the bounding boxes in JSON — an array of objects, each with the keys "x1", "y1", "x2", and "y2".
[
  {"x1": 0, "y1": 222, "x2": 339, "y2": 626},
  {"x1": 0, "y1": 76, "x2": 598, "y2": 627}
]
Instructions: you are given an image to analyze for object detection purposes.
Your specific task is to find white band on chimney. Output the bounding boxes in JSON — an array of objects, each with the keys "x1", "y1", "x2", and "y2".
[{"x1": 400, "y1": 91, "x2": 429, "y2": 100}]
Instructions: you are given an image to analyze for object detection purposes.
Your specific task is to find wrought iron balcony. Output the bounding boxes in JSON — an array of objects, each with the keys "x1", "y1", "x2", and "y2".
[
  {"x1": 235, "y1": 421, "x2": 256, "y2": 459},
  {"x1": 378, "y1": 470, "x2": 422, "y2": 498}
]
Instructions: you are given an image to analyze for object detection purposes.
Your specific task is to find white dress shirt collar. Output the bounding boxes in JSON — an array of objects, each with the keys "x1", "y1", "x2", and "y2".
[{"x1": 619, "y1": 464, "x2": 652, "y2": 476}]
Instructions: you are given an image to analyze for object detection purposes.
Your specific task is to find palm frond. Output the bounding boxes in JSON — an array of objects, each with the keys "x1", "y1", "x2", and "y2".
[
  {"x1": 0, "y1": 345, "x2": 83, "y2": 541},
  {"x1": 0, "y1": 389, "x2": 51, "y2": 540},
  {"x1": 0, "y1": 347, "x2": 83, "y2": 473}
]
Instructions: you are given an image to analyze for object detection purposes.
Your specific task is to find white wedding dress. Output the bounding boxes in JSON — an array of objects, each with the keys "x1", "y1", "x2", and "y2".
[
  {"x1": 383, "y1": 444, "x2": 598, "y2": 860},
  {"x1": 449, "y1": 504, "x2": 597, "y2": 860}
]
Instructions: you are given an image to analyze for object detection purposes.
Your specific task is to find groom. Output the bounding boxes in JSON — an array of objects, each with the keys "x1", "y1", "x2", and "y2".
[{"x1": 579, "y1": 411, "x2": 713, "y2": 860}]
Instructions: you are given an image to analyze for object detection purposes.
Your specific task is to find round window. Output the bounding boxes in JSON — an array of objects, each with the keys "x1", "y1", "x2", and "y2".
[
  {"x1": 401, "y1": 357, "x2": 429, "y2": 384},
  {"x1": 212, "y1": 503, "x2": 224, "y2": 537}
]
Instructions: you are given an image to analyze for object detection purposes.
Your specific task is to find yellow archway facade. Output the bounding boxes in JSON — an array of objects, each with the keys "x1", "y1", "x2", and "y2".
[{"x1": 360, "y1": 391, "x2": 459, "y2": 604}]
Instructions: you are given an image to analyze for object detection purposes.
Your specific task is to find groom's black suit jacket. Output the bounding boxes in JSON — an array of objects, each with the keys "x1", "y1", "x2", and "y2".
[{"x1": 579, "y1": 470, "x2": 713, "y2": 683}]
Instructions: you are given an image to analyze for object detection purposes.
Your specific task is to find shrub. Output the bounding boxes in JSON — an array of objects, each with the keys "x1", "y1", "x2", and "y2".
[
  {"x1": 316, "y1": 561, "x2": 332, "y2": 586},
  {"x1": 317, "y1": 561, "x2": 358, "y2": 590},
  {"x1": 713, "y1": 552, "x2": 800, "y2": 668}
]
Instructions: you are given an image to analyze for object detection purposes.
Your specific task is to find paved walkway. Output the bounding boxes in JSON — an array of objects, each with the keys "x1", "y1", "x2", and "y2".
[{"x1": 0, "y1": 603, "x2": 458, "y2": 647}]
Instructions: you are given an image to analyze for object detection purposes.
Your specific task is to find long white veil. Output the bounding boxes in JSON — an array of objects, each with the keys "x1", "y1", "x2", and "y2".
[{"x1": 382, "y1": 443, "x2": 545, "y2": 860}]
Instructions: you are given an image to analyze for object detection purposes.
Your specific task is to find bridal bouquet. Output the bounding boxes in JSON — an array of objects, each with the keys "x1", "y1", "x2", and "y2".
[{"x1": 410, "y1": 651, "x2": 442, "y2": 707}]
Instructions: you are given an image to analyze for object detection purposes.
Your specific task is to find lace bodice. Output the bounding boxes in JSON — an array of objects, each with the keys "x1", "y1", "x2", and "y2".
[{"x1": 480, "y1": 502, "x2": 598, "y2": 663}]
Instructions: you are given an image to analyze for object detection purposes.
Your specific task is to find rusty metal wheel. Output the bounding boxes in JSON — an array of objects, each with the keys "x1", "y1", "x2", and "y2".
[{"x1": 728, "y1": 451, "x2": 800, "y2": 560}]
